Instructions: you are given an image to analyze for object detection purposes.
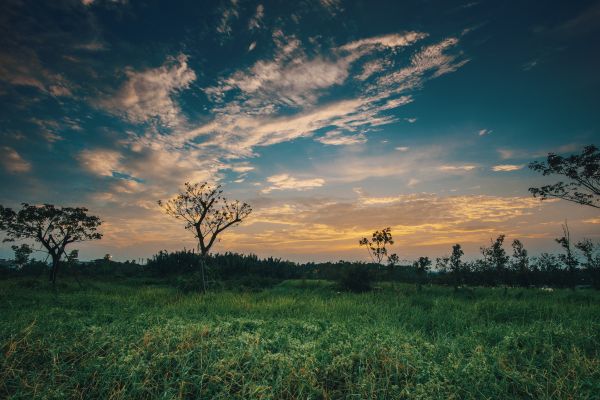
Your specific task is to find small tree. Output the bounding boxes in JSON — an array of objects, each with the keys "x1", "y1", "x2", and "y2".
[
  {"x1": 413, "y1": 256, "x2": 431, "y2": 291},
  {"x1": 359, "y1": 227, "x2": 394, "y2": 265},
  {"x1": 575, "y1": 238, "x2": 600, "y2": 289},
  {"x1": 449, "y1": 244, "x2": 464, "y2": 291},
  {"x1": 511, "y1": 239, "x2": 530, "y2": 287},
  {"x1": 529, "y1": 144, "x2": 599, "y2": 208},
  {"x1": 158, "y1": 182, "x2": 252, "y2": 291},
  {"x1": 0, "y1": 203, "x2": 102, "y2": 284},
  {"x1": 556, "y1": 222, "x2": 578, "y2": 290},
  {"x1": 481, "y1": 235, "x2": 509, "y2": 286},
  {"x1": 11, "y1": 243, "x2": 33, "y2": 269}
]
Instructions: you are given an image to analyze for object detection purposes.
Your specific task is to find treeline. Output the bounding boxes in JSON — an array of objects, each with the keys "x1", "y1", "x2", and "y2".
[{"x1": 2, "y1": 237, "x2": 598, "y2": 291}]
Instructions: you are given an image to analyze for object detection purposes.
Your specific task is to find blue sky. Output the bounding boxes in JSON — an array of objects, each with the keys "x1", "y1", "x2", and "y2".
[{"x1": 1, "y1": 0, "x2": 599, "y2": 262}]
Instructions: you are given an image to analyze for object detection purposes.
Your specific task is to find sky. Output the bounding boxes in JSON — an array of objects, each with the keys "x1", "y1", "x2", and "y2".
[{"x1": 0, "y1": 0, "x2": 599, "y2": 263}]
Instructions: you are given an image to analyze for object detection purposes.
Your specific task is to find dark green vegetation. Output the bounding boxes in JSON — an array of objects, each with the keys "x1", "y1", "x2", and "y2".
[{"x1": 1, "y1": 279, "x2": 599, "y2": 399}]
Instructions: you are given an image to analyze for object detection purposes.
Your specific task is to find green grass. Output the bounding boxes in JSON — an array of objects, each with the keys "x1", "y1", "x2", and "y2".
[{"x1": 1, "y1": 279, "x2": 599, "y2": 399}]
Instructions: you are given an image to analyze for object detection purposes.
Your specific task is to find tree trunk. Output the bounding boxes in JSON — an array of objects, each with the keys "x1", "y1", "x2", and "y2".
[
  {"x1": 199, "y1": 253, "x2": 207, "y2": 293},
  {"x1": 49, "y1": 255, "x2": 60, "y2": 285}
]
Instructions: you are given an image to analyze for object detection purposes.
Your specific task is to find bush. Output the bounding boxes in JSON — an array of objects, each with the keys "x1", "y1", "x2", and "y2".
[{"x1": 338, "y1": 264, "x2": 373, "y2": 292}]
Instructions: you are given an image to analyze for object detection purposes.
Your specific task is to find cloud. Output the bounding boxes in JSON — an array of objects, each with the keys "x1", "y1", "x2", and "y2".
[
  {"x1": 439, "y1": 164, "x2": 477, "y2": 172},
  {"x1": 315, "y1": 130, "x2": 366, "y2": 145},
  {"x1": 395, "y1": 146, "x2": 409, "y2": 152},
  {"x1": 1, "y1": 147, "x2": 31, "y2": 173},
  {"x1": 248, "y1": 41, "x2": 257, "y2": 51},
  {"x1": 219, "y1": 192, "x2": 549, "y2": 259},
  {"x1": 405, "y1": 118, "x2": 417, "y2": 123},
  {"x1": 248, "y1": 4, "x2": 264, "y2": 30},
  {"x1": 217, "y1": 0, "x2": 240, "y2": 39},
  {"x1": 191, "y1": 34, "x2": 466, "y2": 158},
  {"x1": 478, "y1": 128, "x2": 492, "y2": 136},
  {"x1": 99, "y1": 54, "x2": 196, "y2": 127},
  {"x1": 261, "y1": 174, "x2": 325, "y2": 193},
  {"x1": 340, "y1": 32, "x2": 428, "y2": 52},
  {"x1": 319, "y1": 0, "x2": 343, "y2": 16},
  {"x1": 78, "y1": 149, "x2": 123, "y2": 177},
  {"x1": 0, "y1": 50, "x2": 75, "y2": 97},
  {"x1": 492, "y1": 164, "x2": 524, "y2": 172}
]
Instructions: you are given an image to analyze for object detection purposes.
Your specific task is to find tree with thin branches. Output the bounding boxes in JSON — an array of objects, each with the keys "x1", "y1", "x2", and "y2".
[
  {"x1": 359, "y1": 227, "x2": 395, "y2": 265},
  {"x1": 0, "y1": 203, "x2": 102, "y2": 284},
  {"x1": 158, "y1": 182, "x2": 252, "y2": 291},
  {"x1": 529, "y1": 144, "x2": 599, "y2": 208}
]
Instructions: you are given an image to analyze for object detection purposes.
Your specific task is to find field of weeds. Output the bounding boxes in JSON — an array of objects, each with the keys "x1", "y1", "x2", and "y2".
[{"x1": 1, "y1": 279, "x2": 599, "y2": 399}]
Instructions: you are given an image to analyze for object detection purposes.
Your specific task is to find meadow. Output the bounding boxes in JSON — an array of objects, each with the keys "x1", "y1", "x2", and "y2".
[{"x1": 1, "y1": 279, "x2": 599, "y2": 399}]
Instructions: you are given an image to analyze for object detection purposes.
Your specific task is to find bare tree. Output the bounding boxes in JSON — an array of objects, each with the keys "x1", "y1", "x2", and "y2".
[
  {"x1": 158, "y1": 182, "x2": 252, "y2": 291},
  {"x1": 529, "y1": 145, "x2": 599, "y2": 208},
  {"x1": 359, "y1": 227, "x2": 395, "y2": 265},
  {"x1": 0, "y1": 203, "x2": 102, "y2": 284}
]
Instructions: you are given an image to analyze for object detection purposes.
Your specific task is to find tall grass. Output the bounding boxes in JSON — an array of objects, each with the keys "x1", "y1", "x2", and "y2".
[{"x1": 1, "y1": 279, "x2": 599, "y2": 399}]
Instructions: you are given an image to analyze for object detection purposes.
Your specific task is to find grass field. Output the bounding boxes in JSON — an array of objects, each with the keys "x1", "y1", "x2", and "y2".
[{"x1": 1, "y1": 279, "x2": 599, "y2": 399}]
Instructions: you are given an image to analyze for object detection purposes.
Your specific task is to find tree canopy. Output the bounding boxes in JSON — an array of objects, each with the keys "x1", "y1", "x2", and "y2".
[
  {"x1": 529, "y1": 144, "x2": 600, "y2": 208},
  {"x1": 0, "y1": 203, "x2": 102, "y2": 283},
  {"x1": 158, "y1": 182, "x2": 252, "y2": 257}
]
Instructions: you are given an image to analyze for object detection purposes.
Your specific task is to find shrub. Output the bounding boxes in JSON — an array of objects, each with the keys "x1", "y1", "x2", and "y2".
[{"x1": 338, "y1": 264, "x2": 373, "y2": 292}]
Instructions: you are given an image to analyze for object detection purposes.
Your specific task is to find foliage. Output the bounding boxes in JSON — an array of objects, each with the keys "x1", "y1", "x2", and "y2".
[
  {"x1": 337, "y1": 264, "x2": 373, "y2": 292},
  {"x1": 158, "y1": 182, "x2": 252, "y2": 256},
  {"x1": 11, "y1": 243, "x2": 32, "y2": 269},
  {"x1": 529, "y1": 144, "x2": 600, "y2": 208},
  {"x1": 0, "y1": 203, "x2": 102, "y2": 284},
  {"x1": 359, "y1": 227, "x2": 394, "y2": 264}
]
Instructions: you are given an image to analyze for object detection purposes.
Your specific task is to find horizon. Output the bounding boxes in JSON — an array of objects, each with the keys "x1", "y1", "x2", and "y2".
[{"x1": 1, "y1": 0, "x2": 599, "y2": 263}]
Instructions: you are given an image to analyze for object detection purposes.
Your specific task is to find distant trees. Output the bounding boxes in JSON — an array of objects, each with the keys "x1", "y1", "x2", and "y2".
[
  {"x1": 511, "y1": 239, "x2": 530, "y2": 287},
  {"x1": 449, "y1": 244, "x2": 464, "y2": 291},
  {"x1": 575, "y1": 239, "x2": 600, "y2": 289},
  {"x1": 359, "y1": 227, "x2": 397, "y2": 265},
  {"x1": 413, "y1": 256, "x2": 431, "y2": 291},
  {"x1": 158, "y1": 182, "x2": 252, "y2": 291},
  {"x1": 529, "y1": 144, "x2": 599, "y2": 208},
  {"x1": 11, "y1": 243, "x2": 32, "y2": 269},
  {"x1": 481, "y1": 235, "x2": 509, "y2": 286},
  {"x1": 556, "y1": 223, "x2": 579, "y2": 289},
  {"x1": 0, "y1": 203, "x2": 102, "y2": 284}
]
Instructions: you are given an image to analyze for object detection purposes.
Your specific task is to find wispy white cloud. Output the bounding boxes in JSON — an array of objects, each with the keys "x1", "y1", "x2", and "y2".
[
  {"x1": 99, "y1": 54, "x2": 196, "y2": 127},
  {"x1": 492, "y1": 164, "x2": 524, "y2": 172},
  {"x1": 261, "y1": 174, "x2": 325, "y2": 193},
  {"x1": 216, "y1": 0, "x2": 240, "y2": 39},
  {"x1": 248, "y1": 4, "x2": 264, "y2": 30},
  {"x1": 478, "y1": 128, "x2": 492, "y2": 136},
  {"x1": 340, "y1": 32, "x2": 428, "y2": 52},
  {"x1": 395, "y1": 146, "x2": 410, "y2": 152},
  {"x1": 315, "y1": 130, "x2": 366, "y2": 145},
  {"x1": 1, "y1": 147, "x2": 31, "y2": 173},
  {"x1": 439, "y1": 164, "x2": 477, "y2": 172}
]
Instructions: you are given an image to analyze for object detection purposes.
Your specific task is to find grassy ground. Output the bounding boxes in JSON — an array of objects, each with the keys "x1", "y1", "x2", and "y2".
[{"x1": 1, "y1": 278, "x2": 599, "y2": 399}]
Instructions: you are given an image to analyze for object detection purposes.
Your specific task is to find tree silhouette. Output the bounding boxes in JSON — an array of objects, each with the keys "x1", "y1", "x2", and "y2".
[
  {"x1": 413, "y1": 256, "x2": 431, "y2": 291},
  {"x1": 449, "y1": 244, "x2": 464, "y2": 291},
  {"x1": 556, "y1": 222, "x2": 578, "y2": 290},
  {"x1": 158, "y1": 182, "x2": 252, "y2": 291},
  {"x1": 0, "y1": 203, "x2": 102, "y2": 284},
  {"x1": 575, "y1": 238, "x2": 600, "y2": 289},
  {"x1": 481, "y1": 235, "x2": 509, "y2": 286},
  {"x1": 529, "y1": 145, "x2": 599, "y2": 208},
  {"x1": 511, "y1": 239, "x2": 529, "y2": 287},
  {"x1": 11, "y1": 243, "x2": 32, "y2": 269},
  {"x1": 359, "y1": 227, "x2": 394, "y2": 265}
]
